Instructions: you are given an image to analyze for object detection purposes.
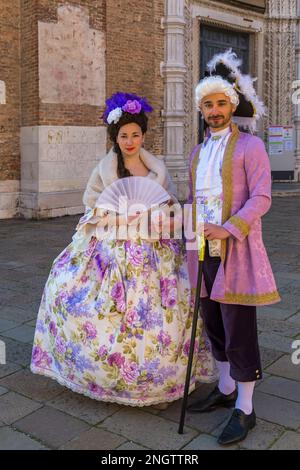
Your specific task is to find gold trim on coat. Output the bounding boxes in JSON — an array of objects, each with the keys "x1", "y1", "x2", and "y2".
[
  {"x1": 214, "y1": 290, "x2": 281, "y2": 305},
  {"x1": 219, "y1": 124, "x2": 240, "y2": 262},
  {"x1": 227, "y1": 215, "x2": 250, "y2": 238}
]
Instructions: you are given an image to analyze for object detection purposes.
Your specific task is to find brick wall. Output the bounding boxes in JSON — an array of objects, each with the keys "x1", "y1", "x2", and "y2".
[
  {"x1": 21, "y1": 0, "x2": 106, "y2": 128},
  {"x1": 0, "y1": 0, "x2": 165, "y2": 190},
  {"x1": 106, "y1": 0, "x2": 164, "y2": 155},
  {"x1": 0, "y1": 0, "x2": 21, "y2": 181}
]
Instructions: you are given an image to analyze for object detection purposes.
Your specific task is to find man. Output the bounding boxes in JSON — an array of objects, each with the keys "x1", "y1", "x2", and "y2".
[{"x1": 186, "y1": 50, "x2": 280, "y2": 446}]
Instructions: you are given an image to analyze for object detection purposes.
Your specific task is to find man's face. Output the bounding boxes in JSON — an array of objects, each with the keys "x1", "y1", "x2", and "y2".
[{"x1": 199, "y1": 93, "x2": 236, "y2": 131}]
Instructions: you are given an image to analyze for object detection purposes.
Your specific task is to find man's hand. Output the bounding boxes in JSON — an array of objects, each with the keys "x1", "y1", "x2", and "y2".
[{"x1": 203, "y1": 223, "x2": 230, "y2": 240}]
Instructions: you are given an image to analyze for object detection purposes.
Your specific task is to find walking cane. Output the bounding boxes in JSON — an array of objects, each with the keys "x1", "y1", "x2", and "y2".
[{"x1": 178, "y1": 235, "x2": 206, "y2": 434}]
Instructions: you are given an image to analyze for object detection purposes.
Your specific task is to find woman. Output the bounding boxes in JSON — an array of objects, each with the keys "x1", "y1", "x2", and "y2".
[{"x1": 30, "y1": 92, "x2": 216, "y2": 406}]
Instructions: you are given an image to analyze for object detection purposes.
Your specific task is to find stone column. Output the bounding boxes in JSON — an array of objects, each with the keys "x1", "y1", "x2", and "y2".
[{"x1": 161, "y1": 0, "x2": 188, "y2": 200}]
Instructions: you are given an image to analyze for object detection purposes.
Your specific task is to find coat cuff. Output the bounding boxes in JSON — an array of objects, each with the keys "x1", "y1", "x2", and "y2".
[{"x1": 223, "y1": 215, "x2": 250, "y2": 242}]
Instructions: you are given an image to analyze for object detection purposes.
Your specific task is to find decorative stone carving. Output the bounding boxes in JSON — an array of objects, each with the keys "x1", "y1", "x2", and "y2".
[
  {"x1": 264, "y1": 1, "x2": 296, "y2": 129},
  {"x1": 264, "y1": 1, "x2": 297, "y2": 178},
  {"x1": 163, "y1": 0, "x2": 298, "y2": 186}
]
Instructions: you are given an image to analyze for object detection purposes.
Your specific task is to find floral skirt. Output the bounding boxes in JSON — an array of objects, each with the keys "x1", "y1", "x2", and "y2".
[{"x1": 31, "y1": 235, "x2": 216, "y2": 406}]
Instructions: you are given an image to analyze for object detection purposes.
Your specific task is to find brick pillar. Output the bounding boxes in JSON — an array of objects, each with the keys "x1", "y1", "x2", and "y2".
[
  {"x1": 20, "y1": 1, "x2": 107, "y2": 218},
  {"x1": 0, "y1": 1, "x2": 21, "y2": 218},
  {"x1": 105, "y1": 0, "x2": 164, "y2": 156}
]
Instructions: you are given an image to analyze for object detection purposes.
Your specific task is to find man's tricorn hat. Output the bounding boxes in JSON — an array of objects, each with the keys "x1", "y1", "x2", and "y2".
[{"x1": 195, "y1": 49, "x2": 265, "y2": 132}]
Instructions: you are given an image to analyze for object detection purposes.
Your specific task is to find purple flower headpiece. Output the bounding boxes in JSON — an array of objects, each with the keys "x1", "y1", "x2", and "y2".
[{"x1": 102, "y1": 92, "x2": 153, "y2": 125}]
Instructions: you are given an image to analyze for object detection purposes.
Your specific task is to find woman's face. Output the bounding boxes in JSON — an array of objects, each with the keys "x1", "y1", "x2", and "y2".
[{"x1": 116, "y1": 122, "x2": 145, "y2": 159}]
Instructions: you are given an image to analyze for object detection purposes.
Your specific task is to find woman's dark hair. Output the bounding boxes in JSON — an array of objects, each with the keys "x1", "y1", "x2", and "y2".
[{"x1": 107, "y1": 112, "x2": 148, "y2": 178}]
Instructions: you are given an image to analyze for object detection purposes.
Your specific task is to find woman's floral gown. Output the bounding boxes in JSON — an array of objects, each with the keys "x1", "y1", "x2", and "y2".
[{"x1": 30, "y1": 209, "x2": 216, "y2": 406}]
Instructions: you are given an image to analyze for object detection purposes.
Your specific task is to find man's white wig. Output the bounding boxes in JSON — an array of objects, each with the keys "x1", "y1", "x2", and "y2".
[
  {"x1": 195, "y1": 75, "x2": 239, "y2": 108},
  {"x1": 195, "y1": 49, "x2": 266, "y2": 132}
]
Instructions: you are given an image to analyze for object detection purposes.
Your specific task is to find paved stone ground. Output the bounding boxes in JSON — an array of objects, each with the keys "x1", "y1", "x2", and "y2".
[{"x1": 0, "y1": 197, "x2": 299, "y2": 450}]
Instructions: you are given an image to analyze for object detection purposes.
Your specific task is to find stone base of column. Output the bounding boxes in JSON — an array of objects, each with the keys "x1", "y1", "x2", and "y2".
[
  {"x1": 19, "y1": 189, "x2": 84, "y2": 220},
  {"x1": 0, "y1": 181, "x2": 20, "y2": 219},
  {"x1": 18, "y1": 125, "x2": 106, "y2": 220}
]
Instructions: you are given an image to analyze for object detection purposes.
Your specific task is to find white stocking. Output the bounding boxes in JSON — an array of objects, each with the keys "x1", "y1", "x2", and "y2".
[
  {"x1": 216, "y1": 361, "x2": 236, "y2": 395},
  {"x1": 235, "y1": 381, "x2": 256, "y2": 415}
]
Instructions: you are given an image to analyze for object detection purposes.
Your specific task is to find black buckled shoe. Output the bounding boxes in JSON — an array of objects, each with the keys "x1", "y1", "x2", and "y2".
[
  {"x1": 217, "y1": 408, "x2": 256, "y2": 446},
  {"x1": 187, "y1": 386, "x2": 237, "y2": 413}
]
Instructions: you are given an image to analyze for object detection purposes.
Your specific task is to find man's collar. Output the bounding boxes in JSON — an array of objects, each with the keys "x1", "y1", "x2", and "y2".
[{"x1": 203, "y1": 122, "x2": 236, "y2": 147}]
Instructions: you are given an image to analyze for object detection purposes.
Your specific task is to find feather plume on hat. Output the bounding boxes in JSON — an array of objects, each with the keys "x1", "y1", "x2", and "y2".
[{"x1": 196, "y1": 49, "x2": 265, "y2": 132}]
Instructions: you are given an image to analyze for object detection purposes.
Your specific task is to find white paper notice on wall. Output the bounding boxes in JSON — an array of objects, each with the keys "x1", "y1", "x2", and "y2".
[
  {"x1": 268, "y1": 127, "x2": 284, "y2": 155},
  {"x1": 0, "y1": 80, "x2": 6, "y2": 104},
  {"x1": 268, "y1": 126, "x2": 294, "y2": 156}
]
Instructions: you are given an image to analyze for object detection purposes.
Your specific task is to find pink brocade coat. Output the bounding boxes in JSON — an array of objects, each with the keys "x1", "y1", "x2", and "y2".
[{"x1": 186, "y1": 124, "x2": 281, "y2": 306}]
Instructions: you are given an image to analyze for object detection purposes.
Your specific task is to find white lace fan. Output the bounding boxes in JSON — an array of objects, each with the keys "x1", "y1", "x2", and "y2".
[{"x1": 95, "y1": 176, "x2": 170, "y2": 216}]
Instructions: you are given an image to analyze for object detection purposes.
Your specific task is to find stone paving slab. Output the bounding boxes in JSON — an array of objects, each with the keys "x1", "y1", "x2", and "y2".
[
  {"x1": 14, "y1": 406, "x2": 90, "y2": 449},
  {"x1": 47, "y1": 390, "x2": 120, "y2": 425},
  {"x1": 2, "y1": 325, "x2": 36, "y2": 344},
  {"x1": 98, "y1": 408, "x2": 198, "y2": 450},
  {"x1": 0, "y1": 319, "x2": 21, "y2": 333},
  {"x1": 0, "y1": 336, "x2": 32, "y2": 367},
  {"x1": 259, "y1": 347, "x2": 284, "y2": 370},
  {"x1": 256, "y1": 375, "x2": 300, "y2": 402},
  {"x1": 257, "y1": 306, "x2": 299, "y2": 321},
  {"x1": 3, "y1": 287, "x2": 42, "y2": 304},
  {"x1": 0, "y1": 386, "x2": 8, "y2": 396},
  {"x1": 275, "y1": 289, "x2": 300, "y2": 311},
  {"x1": 210, "y1": 415, "x2": 284, "y2": 451},
  {"x1": 0, "y1": 369, "x2": 64, "y2": 402},
  {"x1": 0, "y1": 278, "x2": 45, "y2": 295},
  {"x1": 25, "y1": 319, "x2": 38, "y2": 327},
  {"x1": 237, "y1": 419, "x2": 284, "y2": 450},
  {"x1": 0, "y1": 268, "x2": 41, "y2": 283},
  {"x1": 253, "y1": 391, "x2": 300, "y2": 430},
  {"x1": 0, "y1": 391, "x2": 42, "y2": 425},
  {"x1": 0, "y1": 289, "x2": 37, "y2": 309},
  {"x1": 160, "y1": 396, "x2": 232, "y2": 434},
  {"x1": 289, "y1": 312, "x2": 300, "y2": 326},
  {"x1": 0, "y1": 305, "x2": 37, "y2": 323},
  {"x1": 0, "y1": 361, "x2": 23, "y2": 379},
  {"x1": 257, "y1": 317, "x2": 300, "y2": 338},
  {"x1": 117, "y1": 441, "x2": 149, "y2": 450},
  {"x1": 275, "y1": 272, "x2": 300, "y2": 282},
  {"x1": 270, "y1": 430, "x2": 300, "y2": 450},
  {"x1": 59, "y1": 427, "x2": 127, "y2": 450},
  {"x1": 0, "y1": 426, "x2": 48, "y2": 450},
  {"x1": 258, "y1": 332, "x2": 294, "y2": 354},
  {"x1": 266, "y1": 354, "x2": 300, "y2": 381},
  {"x1": 183, "y1": 433, "x2": 239, "y2": 450}
]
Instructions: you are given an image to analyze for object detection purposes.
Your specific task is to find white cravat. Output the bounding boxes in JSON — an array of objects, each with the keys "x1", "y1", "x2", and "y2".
[{"x1": 196, "y1": 126, "x2": 231, "y2": 256}]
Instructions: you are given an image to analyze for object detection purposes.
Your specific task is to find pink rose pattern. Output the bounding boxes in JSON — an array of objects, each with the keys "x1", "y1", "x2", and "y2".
[
  {"x1": 31, "y1": 234, "x2": 216, "y2": 406},
  {"x1": 122, "y1": 99, "x2": 142, "y2": 114}
]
